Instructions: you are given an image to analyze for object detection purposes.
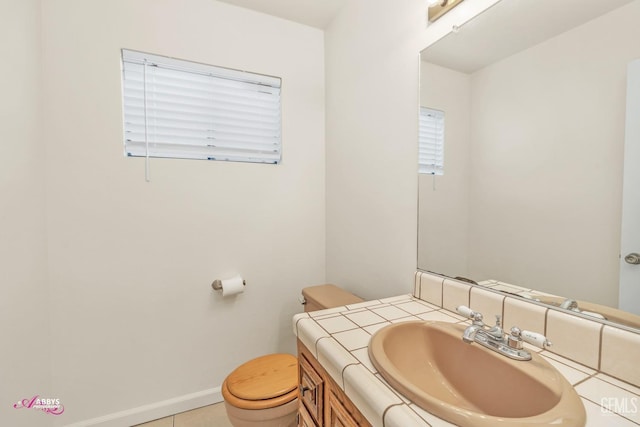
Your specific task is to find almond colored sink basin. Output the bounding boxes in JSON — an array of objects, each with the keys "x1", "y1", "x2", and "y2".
[{"x1": 369, "y1": 321, "x2": 586, "y2": 427}]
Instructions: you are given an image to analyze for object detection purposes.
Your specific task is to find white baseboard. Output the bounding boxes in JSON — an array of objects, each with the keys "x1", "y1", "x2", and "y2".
[{"x1": 64, "y1": 387, "x2": 223, "y2": 427}]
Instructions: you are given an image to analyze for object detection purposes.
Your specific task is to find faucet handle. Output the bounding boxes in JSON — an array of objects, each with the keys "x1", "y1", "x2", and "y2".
[
  {"x1": 494, "y1": 314, "x2": 502, "y2": 327},
  {"x1": 456, "y1": 306, "x2": 484, "y2": 323},
  {"x1": 507, "y1": 327, "x2": 523, "y2": 349},
  {"x1": 520, "y1": 330, "x2": 552, "y2": 349},
  {"x1": 456, "y1": 305, "x2": 474, "y2": 317}
]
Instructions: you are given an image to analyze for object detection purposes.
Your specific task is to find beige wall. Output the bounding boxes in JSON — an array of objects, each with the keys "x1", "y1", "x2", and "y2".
[
  {"x1": 466, "y1": 1, "x2": 640, "y2": 305},
  {"x1": 324, "y1": 0, "x2": 424, "y2": 298},
  {"x1": 418, "y1": 62, "x2": 471, "y2": 277},
  {"x1": 324, "y1": 0, "x2": 497, "y2": 298},
  {"x1": 40, "y1": 0, "x2": 325, "y2": 424},
  {"x1": 0, "y1": 1, "x2": 51, "y2": 426}
]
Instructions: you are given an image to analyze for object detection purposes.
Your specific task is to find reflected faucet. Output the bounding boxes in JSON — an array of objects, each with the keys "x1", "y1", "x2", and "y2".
[
  {"x1": 559, "y1": 299, "x2": 606, "y2": 320},
  {"x1": 559, "y1": 299, "x2": 579, "y2": 310}
]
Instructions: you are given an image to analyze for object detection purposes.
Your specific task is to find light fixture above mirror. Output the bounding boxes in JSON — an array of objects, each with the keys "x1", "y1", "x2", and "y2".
[{"x1": 427, "y1": 0, "x2": 466, "y2": 22}]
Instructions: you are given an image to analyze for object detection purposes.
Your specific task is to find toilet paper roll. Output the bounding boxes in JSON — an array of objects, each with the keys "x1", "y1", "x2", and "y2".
[{"x1": 221, "y1": 275, "x2": 245, "y2": 297}]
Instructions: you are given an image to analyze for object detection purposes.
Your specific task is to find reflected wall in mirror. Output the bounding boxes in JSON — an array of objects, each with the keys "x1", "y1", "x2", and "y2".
[{"x1": 418, "y1": 0, "x2": 640, "y2": 328}]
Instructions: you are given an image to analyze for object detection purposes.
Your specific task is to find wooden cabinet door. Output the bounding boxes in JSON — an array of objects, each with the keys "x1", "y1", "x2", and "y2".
[
  {"x1": 299, "y1": 353, "x2": 324, "y2": 426},
  {"x1": 327, "y1": 391, "x2": 360, "y2": 427},
  {"x1": 298, "y1": 402, "x2": 318, "y2": 427},
  {"x1": 298, "y1": 339, "x2": 372, "y2": 427}
]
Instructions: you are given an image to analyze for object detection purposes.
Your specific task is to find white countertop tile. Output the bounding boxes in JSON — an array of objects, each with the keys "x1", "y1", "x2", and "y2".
[
  {"x1": 308, "y1": 306, "x2": 346, "y2": 318},
  {"x1": 316, "y1": 337, "x2": 359, "y2": 390},
  {"x1": 379, "y1": 294, "x2": 413, "y2": 304},
  {"x1": 350, "y1": 347, "x2": 377, "y2": 373},
  {"x1": 393, "y1": 300, "x2": 439, "y2": 315},
  {"x1": 345, "y1": 300, "x2": 382, "y2": 310},
  {"x1": 343, "y1": 364, "x2": 402, "y2": 427},
  {"x1": 409, "y1": 404, "x2": 458, "y2": 427},
  {"x1": 541, "y1": 351, "x2": 597, "y2": 375},
  {"x1": 416, "y1": 310, "x2": 461, "y2": 323},
  {"x1": 296, "y1": 318, "x2": 329, "y2": 358},
  {"x1": 541, "y1": 354, "x2": 591, "y2": 385},
  {"x1": 596, "y1": 373, "x2": 640, "y2": 396},
  {"x1": 343, "y1": 309, "x2": 386, "y2": 327},
  {"x1": 332, "y1": 327, "x2": 371, "y2": 351},
  {"x1": 390, "y1": 316, "x2": 421, "y2": 323},
  {"x1": 316, "y1": 315, "x2": 358, "y2": 334},
  {"x1": 576, "y1": 378, "x2": 640, "y2": 424},
  {"x1": 582, "y1": 398, "x2": 638, "y2": 427},
  {"x1": 384, "y1": 404, "x2": 430, "y2": 427},
  {"x1": 363, "y1": 321, "x2": 391, "y2": 335}
]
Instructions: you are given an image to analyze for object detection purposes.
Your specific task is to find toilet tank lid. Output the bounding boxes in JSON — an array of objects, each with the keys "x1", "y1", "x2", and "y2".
[
  {"x1": 302, "y1": 284, "x2": 363, "y2": 309},
  {"x1": 226, "y1": 354, "x2": 297, "y2": 401}
]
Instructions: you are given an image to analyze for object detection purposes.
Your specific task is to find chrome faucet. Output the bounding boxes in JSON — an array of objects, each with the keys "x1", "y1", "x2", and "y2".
[
  {"x1": 456, "y1": 306, "x2": 552, "y2": 361},
  {"x1": 461, "y1": 324, "x2": 483, "y2": 343},
  {"x1": 559, "y1": 298, "x2": 579, "y2": 310},
  {"x1": 559, "y1": 299, "x2": 607, "y2": 320}
]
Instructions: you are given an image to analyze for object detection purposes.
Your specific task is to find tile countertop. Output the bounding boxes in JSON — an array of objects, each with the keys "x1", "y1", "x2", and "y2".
[{"x1": 292, "y1": 294, "x2": 640, "y2": 427}]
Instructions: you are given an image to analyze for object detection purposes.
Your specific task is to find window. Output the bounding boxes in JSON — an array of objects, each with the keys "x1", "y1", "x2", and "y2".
[
  {"x1": 419, "y1": 107, "x2": 444, "y2": 175},
  {"x1": 121, "y1": 49, "x2": 282, "y2": 165}
]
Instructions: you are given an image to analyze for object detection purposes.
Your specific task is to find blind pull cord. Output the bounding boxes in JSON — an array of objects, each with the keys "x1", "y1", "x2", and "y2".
[{"x1": 143, "y1": 59, "x2": 150, "y2": 182}]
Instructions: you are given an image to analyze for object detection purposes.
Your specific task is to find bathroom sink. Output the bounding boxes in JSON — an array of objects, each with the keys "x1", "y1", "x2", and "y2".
[{"x1": 368, "y1": 321, "x2": 585, "y2": 427}]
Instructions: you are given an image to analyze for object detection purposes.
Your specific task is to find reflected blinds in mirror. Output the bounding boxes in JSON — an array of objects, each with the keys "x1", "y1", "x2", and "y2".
[{"x1": 419, "y1": 107, "x2": 444, "y2": 175}]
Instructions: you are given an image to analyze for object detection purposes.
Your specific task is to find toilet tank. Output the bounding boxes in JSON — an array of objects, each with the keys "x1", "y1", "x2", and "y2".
[{"x1": 301, "y1": 284, "x2": 363, "y2": 312}]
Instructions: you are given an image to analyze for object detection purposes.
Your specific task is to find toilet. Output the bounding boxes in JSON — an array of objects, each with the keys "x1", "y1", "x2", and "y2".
[{"x1": 222, "y1": 284, "x2": 363, "y2": 427}]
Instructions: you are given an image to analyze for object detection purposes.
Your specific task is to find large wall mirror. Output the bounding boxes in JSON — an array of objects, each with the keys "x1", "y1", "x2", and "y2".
[{"x1": 418, "y1": 0, "x2": 640, "y2": 330}]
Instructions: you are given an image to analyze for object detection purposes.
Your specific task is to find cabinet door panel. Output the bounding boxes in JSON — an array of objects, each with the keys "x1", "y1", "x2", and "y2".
[
  {"x1": 298, "y1": 402, "x2": 318, "y2": 427},
  {"x1": 328, "y1": 391, "x2": 359, "y2": 427},
  {"x1": 298, "y1": 339, "x2": 372, "y2": 427},
  {"x1": 299, "y1": 353, "x2": 324, "y2": 425}
]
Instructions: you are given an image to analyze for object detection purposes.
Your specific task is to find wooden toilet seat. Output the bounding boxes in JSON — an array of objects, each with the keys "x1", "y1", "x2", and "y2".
[{"x1": 222, "y1": 353, "x2": 298, "y2": 410}]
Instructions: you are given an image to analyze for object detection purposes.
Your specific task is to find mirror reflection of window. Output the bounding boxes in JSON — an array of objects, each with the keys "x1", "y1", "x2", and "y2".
[{"x1": 419, "y1": 107, "x2": 444, "y2": 175}]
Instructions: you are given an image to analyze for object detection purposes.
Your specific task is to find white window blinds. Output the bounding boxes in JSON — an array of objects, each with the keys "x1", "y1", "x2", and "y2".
[
  {"x1": 419, "y1": 107, "x2": 444, "y2": 175},
  {"x1": 121, "y1": 49, "x2": 282, "y2": 165}
]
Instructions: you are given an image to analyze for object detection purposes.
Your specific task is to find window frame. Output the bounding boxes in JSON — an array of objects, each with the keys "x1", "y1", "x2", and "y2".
[
  {"x1": 418, "y1": 107, "x2": 445, "y2": 175},
  {"x1": 120, "y1": 49, "x2": 282, "y2": 166}
]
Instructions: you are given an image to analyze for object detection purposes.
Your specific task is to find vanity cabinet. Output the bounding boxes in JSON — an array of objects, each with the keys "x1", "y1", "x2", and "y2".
[
  {"x1": 299, "y1": 348, "x2": 324, "y2": 425},
  {"x1": 297, "y1": 340, "x2": 371, "y2": 427},
  {"x1": 298, "y1": 404, "x2": 318, "y2": 427}
]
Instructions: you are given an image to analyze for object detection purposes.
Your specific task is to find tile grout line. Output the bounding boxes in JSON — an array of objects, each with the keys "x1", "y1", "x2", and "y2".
[
  {"x1": 540, "y1": 353, "x2": 595, "y2": 376},
  {"x1": 580, "y1": 394, "x2": 640, "y2": 426},
  {"x1": 597, "y1": 324, "x2": 604, "y2": 372},
  {"x1": 592, "y1": 373, "x2": 640, "y2": 397},
  {"x1": 572, "y1": 372, "x2": 597, "y2": 388},
  {"x1": 597, "y1": 372, "x2": 640, "y2": 395}
]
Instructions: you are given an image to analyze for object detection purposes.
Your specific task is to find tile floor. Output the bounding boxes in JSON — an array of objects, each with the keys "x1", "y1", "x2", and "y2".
[{"x1": 135, "y1": 402, "x2": 233, "y2": 427}]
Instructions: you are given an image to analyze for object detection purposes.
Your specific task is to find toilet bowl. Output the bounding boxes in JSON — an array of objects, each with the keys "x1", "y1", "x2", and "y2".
[
  {"x1": 222, "y1": 353, "x2": 298, "y2": 427},
  {"x1": 222, "y1": 284, "x2": 363, "y2": 426}
]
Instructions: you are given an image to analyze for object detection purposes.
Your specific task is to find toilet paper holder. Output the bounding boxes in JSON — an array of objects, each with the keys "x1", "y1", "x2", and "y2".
[{"x1": 211, "y1": 278, "x2": 246, "y2": 291}]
